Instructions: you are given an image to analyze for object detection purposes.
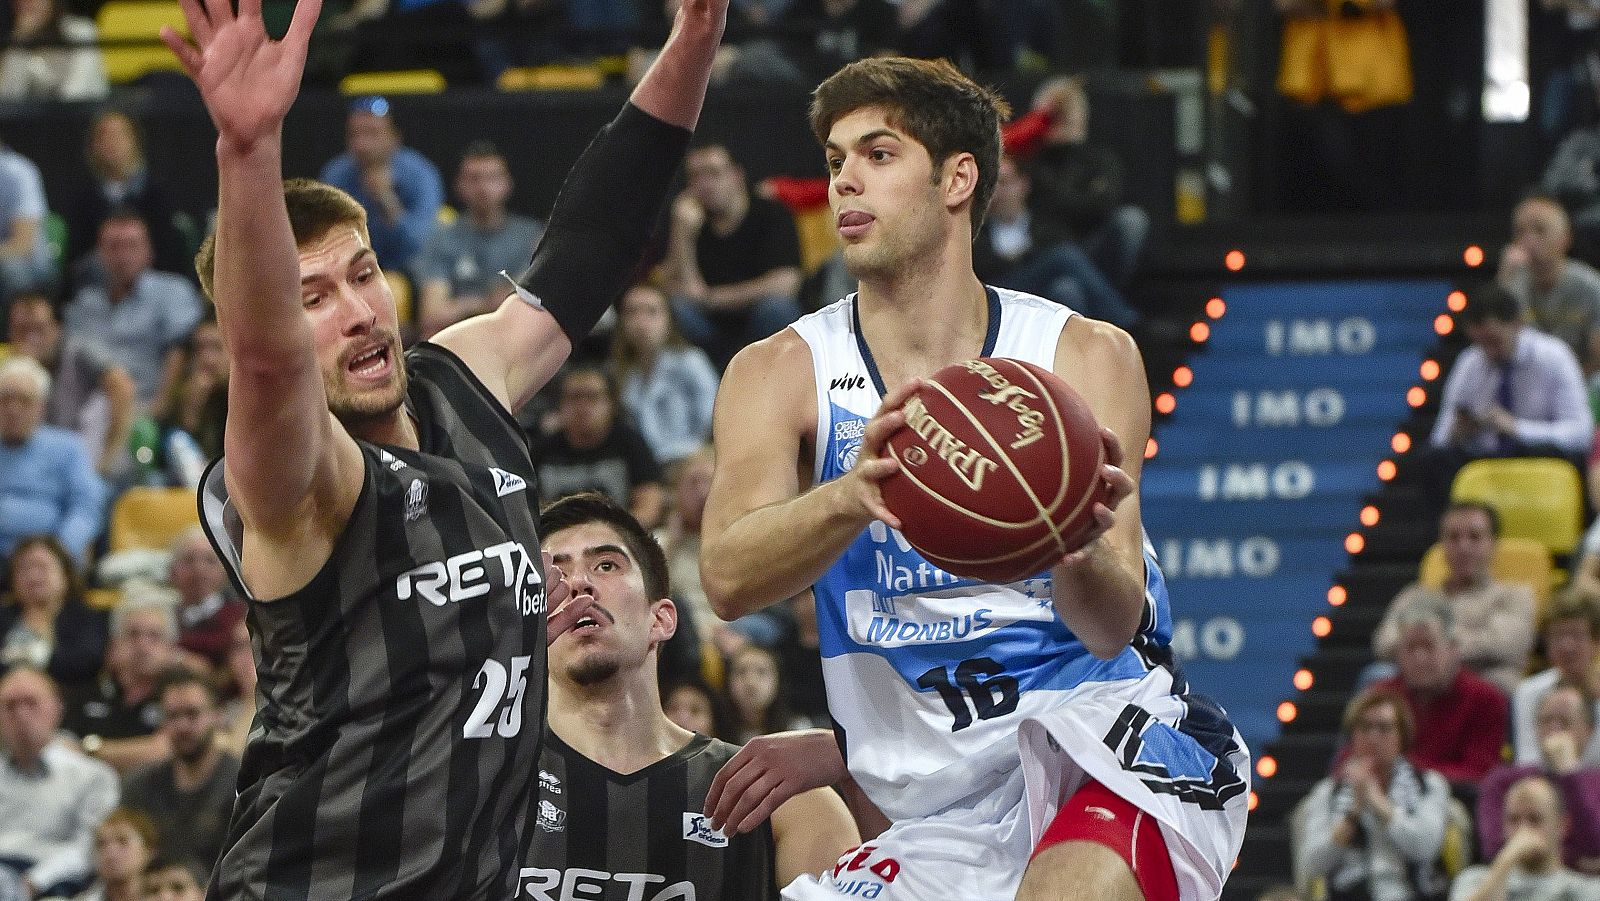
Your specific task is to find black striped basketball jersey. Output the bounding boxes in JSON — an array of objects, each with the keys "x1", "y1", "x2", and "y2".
[
  {"x1": 522, "y1": 731, "x2": 778, "y2": 901},
  {"x1": 199, "y1": 344, "x2": 548, "y2": 900}
]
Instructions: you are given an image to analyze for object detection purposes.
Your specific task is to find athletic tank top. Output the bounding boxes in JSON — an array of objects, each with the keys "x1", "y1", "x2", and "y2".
[
  {"x1": 199, "y1": 343, "x2": 548, "y2": 900},
  {"x1": 789, "y1": 287, "x2": 1177, "y2": 822}
]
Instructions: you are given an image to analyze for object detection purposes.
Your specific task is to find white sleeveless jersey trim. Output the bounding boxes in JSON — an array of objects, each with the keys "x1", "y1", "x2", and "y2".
[{"x1": 789, "y1": 287, "x2": 1180, "y2": 822}]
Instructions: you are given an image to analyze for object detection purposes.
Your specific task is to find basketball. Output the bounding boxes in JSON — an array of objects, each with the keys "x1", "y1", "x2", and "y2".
[{"x1": 879, "y1": 357, "x2": 1109, "y2": 583}]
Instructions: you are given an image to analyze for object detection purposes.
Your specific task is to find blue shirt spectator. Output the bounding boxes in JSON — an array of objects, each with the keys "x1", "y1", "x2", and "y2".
[
  {"x1": 319, "y1": 97, "x2": 443, "y2": 275},
  {"x1": 0, "y1": 143, "x2": 54, "y2": 305},
  {"x1": 610, "y1": 283, "x2": 718, "y2": 466},
  {"x1": 63, "y1": 212, "x2": 204, "y2": 407},
  {"x1": 0, "y1": 356, "x2": 105, "y2": 562}
]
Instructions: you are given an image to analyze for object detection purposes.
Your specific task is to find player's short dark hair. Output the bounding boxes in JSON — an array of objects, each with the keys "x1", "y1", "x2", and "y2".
[
  {"x1": 540, "y1": 492, "x2": 670, "y2": 602},
  {"x1": 1459, "y1": 282, "x2": 1522, "y2": 325},
  {"x1": 142, "y1": 853, "x2": 209, "y2": 884},
  {"x1": 1442, "y1": 499, "x2": 1501, "y2": 538},
  {"x1": 156, "y1": 666, "x2": 221, "y2": 709},
  {"x1": 1341, "y1": 687, "x2": 1415, "y2": 750},
  {"x1": 810, "y1": 57, "x2": 1011, "y2": 233},
  {"x1": 1546, "y1": 585, "x2": 1600, "y2": 638},
  {"x1": 195, "y1": 178, "x2": 370, "y2": 302}
]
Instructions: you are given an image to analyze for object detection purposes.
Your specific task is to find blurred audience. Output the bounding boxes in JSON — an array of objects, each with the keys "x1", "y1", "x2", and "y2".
[
  {"x1": 628, "y1": 0, "x2": 805, "y2": 87},
  {"x1": 1452, "y1": 775, "x2": 1600, "y2": 899},
  {"x1": 136, "y1": 856, "x2": 205, "y2": 901},
  {"x1": 63, "y1": 111, "x2": 188, "y2": 285},
  {"x1": 218, "y1": 619, "x2": 253, "y2": 757},
  {"x1": 119, "y1": 670, "x2": 238, "y2": 872},
  {"x1": 151, "y1": 318, "x2": 227, "y2": 488},
  {"x1": 318, "y1": 97, "x2": 443, "y2": 279},
  {"x1": 415, "y1": 142, "x2": 543, "y2": 339},
  {"x1": 1514, "y1": 587, "x2": 1600, "y2": 766},
  {"x1": 1498, "y1": 194, "x2": 1600, "y2": 376},
  {"x1": 6, "y1": 293, "x2": 136, "y2": 478},
  {"x1": 0, "y1": 140, "x2": 57, "y2": 309},
  {"x1": 61, "y1": 584, "x2": 186, "y2": 775},
  {"x1": 1371, "y1": 501, "x2": 1536, "y2": 695},
  {"x1": 610, "y1": 282, "x2": 718, "y2": 468},
  {"x1": 164, "y1": 527, "x2": 241, "y2": 670},
  {"x1": 1295, "y1": 689, "x2": 1452, "y2": 901},
  {"x1": 0, "y1": 666, "x2": 118, "y2": 899},
  {"x1": 532, "y1": 363, "x2": 665, "y2": 530},
  {"x1": 661, "y1": 676, "x2": 726, "y2": 736},
  {"x1": 0, "y1": 0, "x2": 106, "y2": 101},
  {"x1": 1371, "y1": 601, "x2": 1510, "y2": 785},
  {"x1": 63, "y1": 209, "x2": 204, "y2": 408},
  {"x1": 720, "y1": 643, "x2": 806, "y2": 743},
  {"x1": 0, "y1": 534, "x2": 108, "y2": 688},
  {"x1": 48, "y1": 807, "x2": 157, "y2": 901},
  {"x1": 777, "y1": 0, "x2": 899, "y2": 83},
  {"x1": 663, "y1": 143, "x2": 802, "y2": 369},
  {"x1": 1478, "y1": 681, "x2": 1600, "y2": 875},
  {"x1": 1429, "y1": 284, "x2": 1593, "y2": 462},
  {"x1": 0, "y1": 356, "x2": 106, "y2": 563}
]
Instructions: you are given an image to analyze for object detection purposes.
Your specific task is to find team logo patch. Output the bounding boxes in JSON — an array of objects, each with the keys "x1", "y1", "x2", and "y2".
[
  {"x1": 379, "y1": 449, "x2": 406, "y2": 472},
  {"x1": 404, "y1": 478, "x2": 428, "y2": 522},
  {"x1": 538, "y1": 769, "x2": 561, "y2": 795},
  {"x1": 491, "y1": 468, "x2": 528, "y2": 497},
  {"x1": 537, "y1": 799, "x2": 566, "y2": 833},
  {"x1": 682, "y1": 813, "x2": 728, "y2": 848}
]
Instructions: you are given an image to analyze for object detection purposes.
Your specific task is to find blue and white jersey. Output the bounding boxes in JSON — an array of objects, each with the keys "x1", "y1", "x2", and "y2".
[{"x1": 791, "y1": 287, "x2": 1180, "y2": 822}]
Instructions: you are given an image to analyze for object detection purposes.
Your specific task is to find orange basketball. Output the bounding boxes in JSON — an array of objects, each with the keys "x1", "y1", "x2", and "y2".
[{"x1": 880, "y1": 357, "x2": 1108, "y2": 583}]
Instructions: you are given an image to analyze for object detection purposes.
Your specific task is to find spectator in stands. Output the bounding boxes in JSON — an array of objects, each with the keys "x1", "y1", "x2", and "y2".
[
  {"x1": 6, "y1": 292, "x2": 135, "y2": 478},
  {"x1": 532, "y1": 364, "x2": 665, "y2": 530},
  {"x1": 1515, "y1": 587, "x2": 1600, "y2": 765},
  {"x1": 1295, "y1": 689, "x2": 1453, "y2": 901},
  {"x1": 164, "y1": 527, "x2": 240, "y2": 670},
  {"x1": 69, "y1": 807, "x2": 157, "y2": 901},
  {"x1": 415, "y1": 142, "x2": 544, "y2": 339},
  {"x1": 0, "y1": 534, "x2": 107, "y2": 689},
  {"x1": 0, "y1": 356, "x2": 105, "y2": 562},
  {"x1": 774, "y1": 592, "x2": 828, "y2": 726},
  {"x1": 1020, "y1": 76, "x2": 1150, "y2": 297},
  {"x1": 218, "y1": 619, "x2": 252, "y2": 756},
  {"x1": 62, "y1": 584, "x2": 187, "y2": 775},
  {"x1": 894, "y1": 0, "x2": 1017, "y2": 72},
  {"x1": 0, "y1": 140, "x2": 57, "y2": 309},
  {"x1": 1429, "y1": 283, "x2": 1593, "y2": 461},
  {"x1": 318, "y1": 97, "x2": 443, "y2": 278},
  {"x1": 64, "y1": 111, "x2": 188, "y2": 285},
  {"x1": 1498, "y1": 194, "x2": 1600, "y2": 375},
  {"x1": 610, "y1": 282, "x2": 718, "y2": 468},
  {"x1": 662, "y1": 143, "x2": 802, "y2": 368},
  {"x1": 63, "y1": 209, "x2": 205, "y2": 407},
  {"x1": 1541, "y1": 122, "x2": 1600, "y2": 244},
  {"x1": 1372, "y1": 601, "x2": 1510, "y2": 785},
  {"x1": 152, "y1": 317, "x2": 227, "y2": 488},
  {"x1": 721, "y1": 643, "x2": 807, "y2": 744},
  {"x1": 120, "y1": 670, "x2": 239, "y2": 872},
  {"x1": 777, "y1": 0, "x2": 900, "y2": 83},
  {"x1": 1370, "y1": 501, "x2": 1536, "y2": 694},
  {"x1": 662, "y1": 677, "x2": 726, "y2": 736},
  {"x1": 0, "y1": 666, "x2": 119, "y2": 898},
  {"x1": 1452, "y1": 775, "x2": 1600, "y2": 899},
  {"x1": 1478, "y1": 681, "x2": 1600, "y2": 875},
  {"x1": 0, "y1": 0, "x2": 105, "y2": 101},
  {"x1": 138, "y1": 856, "x2": 205, "y2": 901},
  {"x1": 627, "y1": 0, "x2": 805, "y2": 87},
  {"x1": 973, "y1": 153, "x2": 1138, "y2": 327}
]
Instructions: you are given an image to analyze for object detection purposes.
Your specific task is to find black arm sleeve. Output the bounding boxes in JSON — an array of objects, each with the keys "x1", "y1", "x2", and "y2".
[{"x1": 514, "y1": 101, "x2": 692, "y2": 342}]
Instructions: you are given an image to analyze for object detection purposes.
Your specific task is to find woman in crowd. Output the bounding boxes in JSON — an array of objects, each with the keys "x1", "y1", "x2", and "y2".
[
  {"x1": 609, "y1": 282, "x2": 719, "y2": 469},
  {"x1": 1296, "y1": 689, "x2": 1454, "y2": 901},
  {"x1": 662, "y1": 676, "x2": 727, "y2": 738},
  {"x1": 153, "y1": 317, "x2": 227, "y2": 487},
  {"x1": 48, "y1": 808, "x2": 159, "y2": 901},
  {"x1": 63, "y1": 109, "x2": 189, "y2": 280},
  {"x1": 720, "y1": 644, "x2": 806, "y2": 745},
  {"x1": 0, "y1": 533, "x2": 108, "y2": 687},
  {"x1": 0, "y1": 0, "x2": 106, "y2": 101}
]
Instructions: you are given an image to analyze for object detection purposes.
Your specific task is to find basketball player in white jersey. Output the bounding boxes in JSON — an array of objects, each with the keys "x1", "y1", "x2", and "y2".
[{"x1": 698, "y1": 58, "x2": 1249, "y2": 901}]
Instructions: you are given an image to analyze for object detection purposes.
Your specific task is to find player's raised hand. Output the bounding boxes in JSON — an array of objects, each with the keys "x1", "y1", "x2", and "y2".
[
  {"x1": 843, "y1": 377, "x2": 925, "y2": 531},
  {"x1": 1058, "y1": 427, "x2": 1135, "y2": 567},
  {"x1": 706, "y1": 729, "x2": 845, "y2": 835},
  {"x1": 542, "y1": 552, "x2": 598, "y2": 646},
  {"x1": 160, "y1": 0, "x2": 321, "y2": 154}
]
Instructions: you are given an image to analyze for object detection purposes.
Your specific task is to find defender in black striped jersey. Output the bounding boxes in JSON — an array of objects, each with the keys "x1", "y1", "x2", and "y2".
[
  {"x1": 526, "y1": 494, "x2": 858, "y2": 900},
  {"x1": 161, "y1": 0, "x2": 729, "y2": 894}
]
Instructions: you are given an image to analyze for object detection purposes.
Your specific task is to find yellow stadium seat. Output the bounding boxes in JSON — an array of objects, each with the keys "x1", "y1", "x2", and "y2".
[
  {"x1": 109, "y1": 486, "x2": 199, "y2": 554},
  {"x1": 339, "y1": 69, "x2": 446, "y2": 95},
  {"x1": 793, "y1": 205, "x2": 839, "y2": 276},
  {"x1": 496, "y1": 64, "x2": 606, "y2": 91},
  {"x1": 1451, "y1": 458, "x2": 1585, "y2": 557},
  {"x1": 85, "y1": 588, "x2": 120, "y2": 610},
  {"x1": 96, "y1": 0, "x2": 188, "y2": 84},
  {"x1": 1418, "y1": 535, "x2": 1555, "y2": 623}
]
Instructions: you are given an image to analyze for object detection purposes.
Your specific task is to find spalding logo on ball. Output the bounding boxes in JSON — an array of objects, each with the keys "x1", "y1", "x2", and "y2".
[{"x1": 880, "y1": 357, "x2": 1110, "y2": 584}]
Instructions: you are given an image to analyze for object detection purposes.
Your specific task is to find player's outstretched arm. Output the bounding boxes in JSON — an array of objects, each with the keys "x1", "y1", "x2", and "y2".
[
  {"x1": 431, "y1": 0, "x2": 729, "y2": 414},
  {"x1": 699, "y1": 335, "x2": 922, "y2": 620},
  {"x1": 1048, "y1": 318, "x2": 1149, "y2": 659},
  {"x1": 163, "y1": 0, "x2": 364, "y2": 589}
]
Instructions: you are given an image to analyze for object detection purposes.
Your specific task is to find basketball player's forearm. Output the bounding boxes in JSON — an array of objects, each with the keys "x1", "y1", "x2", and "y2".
[
  {"x1": 214, "y1": 140, "x2": 315, "y2": 361},
  {"x1": 703, "y1": 481, "x2": 872, "y2": 619},
  {"x1": 1051, "y1": 543, "x2": 1143, "y2": 659},
  {"x1": 628, "y1": 0, "x2": 725, "y2": 130}
]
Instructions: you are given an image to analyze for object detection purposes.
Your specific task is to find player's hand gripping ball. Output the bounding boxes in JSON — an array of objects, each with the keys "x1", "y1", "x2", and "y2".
[{"x1": 880, "y1": 357, "x2": 1110, "y2": 583}]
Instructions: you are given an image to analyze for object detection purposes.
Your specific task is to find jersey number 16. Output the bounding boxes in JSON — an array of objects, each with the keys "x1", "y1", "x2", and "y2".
[{"x1": 916, "y1": 657, "x2": 1019, "y2": 732}]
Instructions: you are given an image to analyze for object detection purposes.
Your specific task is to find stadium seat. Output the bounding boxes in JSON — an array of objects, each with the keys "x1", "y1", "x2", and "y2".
[
  {"x1": 1450, "y1": 458, "x2": 1585, "y2": 557},
  {"x1": 496, "y1": 64, "x2": 606, "y2": 92},
  {"x1": 108, "y1": 486, "x2": 199, "y2": 554},
  {"x1": 97, "y1": 0, "x2": 187, "y2": 83},
  {"x1": 793, "y1": 205, "x2": 839, "y2": 276},
  {"x1": 339, "y1": 69, "x2": 446, "y2": 95},
  {"x1": 1418, "y1": 536, "x2": 1555, "y2": 618}
]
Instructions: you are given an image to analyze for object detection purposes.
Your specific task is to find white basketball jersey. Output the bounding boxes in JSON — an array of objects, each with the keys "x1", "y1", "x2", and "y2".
[{"x1": 790, "y1": 287, "x2": 1180, "y2": 822}]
